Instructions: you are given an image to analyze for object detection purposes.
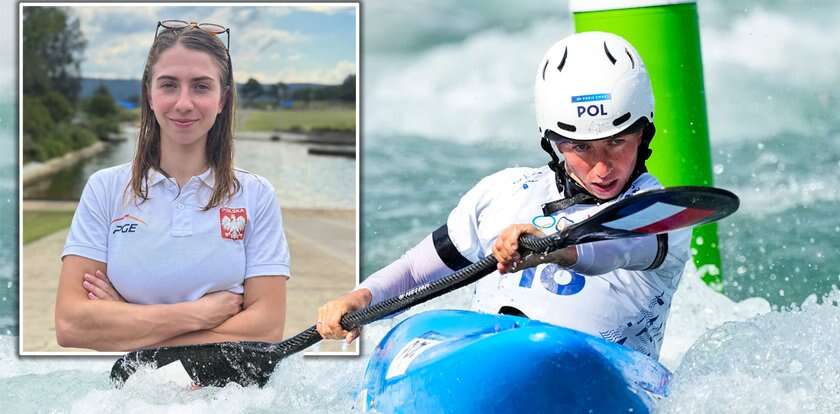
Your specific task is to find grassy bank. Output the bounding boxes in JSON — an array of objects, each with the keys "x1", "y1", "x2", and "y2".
[
  {"x1": 23, "y1": 211, "x2": 74, "y2": 245},
  {"x1": 237, "y1": 108, "x2": 355, "y2": 133}
]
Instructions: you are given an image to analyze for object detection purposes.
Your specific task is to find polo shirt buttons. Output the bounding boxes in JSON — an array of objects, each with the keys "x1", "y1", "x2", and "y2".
[{"x1": 171, "y1": 201, "x2": 192, "y2": 236}]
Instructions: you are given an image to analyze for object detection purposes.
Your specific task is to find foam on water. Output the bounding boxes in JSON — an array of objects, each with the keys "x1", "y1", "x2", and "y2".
[
  {"x1": 363, "y1": 2, "x2": 840, "y2": 146},
  {"x1": 365, "y1": 18, "x2": 568, "y2": 143},
  {"x1": 661, "y1": 290, "x2": 840, "y2": 413},
  {"x1": 0, "y1": 290, "x2": 468, "y2": 413},
  {"x1": 7, "y1": 266, "x2": 837, "y2": 412}
]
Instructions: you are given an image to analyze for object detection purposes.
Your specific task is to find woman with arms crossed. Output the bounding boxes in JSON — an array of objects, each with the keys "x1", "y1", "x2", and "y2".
[{"x1": 55, "y1": 21, "x2": 290, "y2": 351}]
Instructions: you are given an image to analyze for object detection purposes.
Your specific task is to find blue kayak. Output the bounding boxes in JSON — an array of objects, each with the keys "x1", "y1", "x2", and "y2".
[{"x1": 361, "y1": 310, "x2": 671, "y2": 413}]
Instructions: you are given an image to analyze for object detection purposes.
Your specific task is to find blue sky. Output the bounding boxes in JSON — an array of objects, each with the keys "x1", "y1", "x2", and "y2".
[{"x1": 59, "y1": 4, "x2": 357, "y2": 85}]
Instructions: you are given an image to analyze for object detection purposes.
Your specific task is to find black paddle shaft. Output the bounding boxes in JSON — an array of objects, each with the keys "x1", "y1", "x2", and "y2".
[{"x1": 110, "y1": 186, "x2": 739, "y2": 387}]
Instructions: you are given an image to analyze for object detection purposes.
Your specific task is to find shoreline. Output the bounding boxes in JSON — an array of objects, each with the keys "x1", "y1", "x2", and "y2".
[{"x1": 21, "y1": 141, "x2": 109, "y2": 186}]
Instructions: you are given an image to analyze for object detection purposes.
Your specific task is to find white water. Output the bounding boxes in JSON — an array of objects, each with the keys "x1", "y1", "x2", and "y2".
[
  {"x1": 5, "y1": 0, "x2": 840, "y2": 411},
  {"x1": 363, "y1": 3, "x2": 840, "y2": 146},
  {"x1": 6, "y1": 264, "x2": 821, "y2": 412}
]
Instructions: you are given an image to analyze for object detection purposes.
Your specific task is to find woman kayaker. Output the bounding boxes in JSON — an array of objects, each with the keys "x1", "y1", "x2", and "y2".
[{"x1": 318, "y1": 31, "x2": 691, "y2": 358}]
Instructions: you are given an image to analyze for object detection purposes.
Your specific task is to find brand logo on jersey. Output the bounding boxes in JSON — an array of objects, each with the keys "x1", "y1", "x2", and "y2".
[
  {"x1": 111, "y1": 214, "x2": 146, "y2": 235},
  {"x1": 220, "y1": 208, "x2": 247, "y2": 240},
  {"x1": 531, "y1": 215, "x2": 556, "y2": 229},
  {"x1": 518, "y1": 264, "x2": 585, "y2": 296},
  {"x1": 530, "y1": 215, "x2": 573, "y2": 233}
]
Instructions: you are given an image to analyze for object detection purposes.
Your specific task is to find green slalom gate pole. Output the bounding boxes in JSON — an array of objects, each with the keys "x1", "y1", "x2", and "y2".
[{"x1": 571, "y1": 0, "x2": 724, "y2": 290}]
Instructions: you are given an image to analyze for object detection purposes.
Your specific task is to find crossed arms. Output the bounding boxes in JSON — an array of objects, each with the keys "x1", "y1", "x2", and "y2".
[{"x1": 55, "y1": 255, "x2": 287, "y2": 352}]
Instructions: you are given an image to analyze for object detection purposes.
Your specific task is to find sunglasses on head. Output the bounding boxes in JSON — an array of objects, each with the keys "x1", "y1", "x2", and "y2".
[{"x1": 154, "y1": 20, "x2": 230, "y2": 50}]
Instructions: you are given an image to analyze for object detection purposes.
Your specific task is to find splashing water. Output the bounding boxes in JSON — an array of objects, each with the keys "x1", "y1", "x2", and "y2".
[{"x1": 7, "y1": 264, "x2": 840, "y2": 412}]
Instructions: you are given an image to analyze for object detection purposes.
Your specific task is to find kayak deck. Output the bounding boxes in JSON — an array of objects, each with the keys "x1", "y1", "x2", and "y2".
[{"x1": 361, "y1": 310, "x2": 671, "y2": 413}]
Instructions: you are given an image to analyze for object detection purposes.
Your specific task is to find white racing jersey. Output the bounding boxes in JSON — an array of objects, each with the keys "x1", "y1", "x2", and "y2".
[{"x1": 446, "y1": 166, "x2": 691, "y2": 358}]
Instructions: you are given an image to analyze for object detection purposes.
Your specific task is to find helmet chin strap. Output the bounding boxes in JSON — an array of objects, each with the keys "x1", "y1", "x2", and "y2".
[{"x1": 540, "y1": 122, "x2": 656, "y2": 212}]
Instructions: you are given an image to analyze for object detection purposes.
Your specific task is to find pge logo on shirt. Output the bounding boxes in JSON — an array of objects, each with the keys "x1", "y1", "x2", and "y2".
[{"x1": 111, "y1": 214, "x2": 146, "y2": 235}]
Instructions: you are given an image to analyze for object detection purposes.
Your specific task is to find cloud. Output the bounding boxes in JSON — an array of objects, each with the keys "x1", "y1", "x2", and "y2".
[
  {"x1": 300, "y1": 5, "x2": 356, "y2": 15},
  {"x1": 232, "y1": 28, "x2": 308, "y2": 68},
  {"x1": 236, "y1": 60, "x2": 355, "y2": 85},
  {"x1": 20, "y1": 4, "x2": 356, "y2": 90},
  {"x1": 84, "y1": 32, "x2": 150, "y2": 79},
  {"x1": 239, "y1": 27, "x2": 307, "y2": 50},
  {"x1": 70, "y1": 5, "x2": 162, "y2": 40}
]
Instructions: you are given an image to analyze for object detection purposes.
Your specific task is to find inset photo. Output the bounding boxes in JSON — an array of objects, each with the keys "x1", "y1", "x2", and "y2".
[{"x1": 19, "y1": 2, "x2": 359, "y2": 361}]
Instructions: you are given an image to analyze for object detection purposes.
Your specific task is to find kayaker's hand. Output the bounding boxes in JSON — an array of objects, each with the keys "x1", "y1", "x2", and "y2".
[
  {"x1": 492, "y1": 224, "x2": 545, "y2": 274},
  {"x1": 83, "y1": 270, "x2": 126, "y2": 302},
  {"x1": 317, "y1": 289, "x2": 371, "y2": 343}
]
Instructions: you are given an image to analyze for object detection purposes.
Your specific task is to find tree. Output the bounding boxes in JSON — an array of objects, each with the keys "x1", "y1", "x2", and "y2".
[
  {"x1": 22, "y1": 7, "x2": 86, "y2": 102},
  {"x1": 85, "y1": 84, "x2": 120, "y2": 140},
  {"x1": 41, "y1": 91, "x2": 74, "y2": 124},
  {"x1": 87, "y1": 84, "x2": 118, "y2": 117},
  {"x1": 240, "y1": 78, "x2": 263, "y2": 105},
  {"x1": 276, "y1": 82, "x2": 289, "y2": 100},
  {"x1": 339, "y1": 74, "x2": 355, "y2": 102}
]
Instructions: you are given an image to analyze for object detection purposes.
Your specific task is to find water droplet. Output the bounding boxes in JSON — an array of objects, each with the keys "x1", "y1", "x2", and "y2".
[
  {"x1": 736, "y1": 266, "x2": 747, "y2": 275},
  {"x1": 713, "y1": 164, "x2": 724, "y2": 175},
  {"x1": 696, "y1": 236, "x2": 704, "y2": 246}
]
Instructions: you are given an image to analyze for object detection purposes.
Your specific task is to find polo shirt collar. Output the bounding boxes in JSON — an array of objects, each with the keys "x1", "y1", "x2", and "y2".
[
  {"x1": 146, "y1": 168, "x2": 169, "y2": 187},
  {"x1": 198, "y1": 167, "x2": 215, "y2": 188},
  {"x1": 146, "y1": 167, "x2": 215, "y2": 188}
]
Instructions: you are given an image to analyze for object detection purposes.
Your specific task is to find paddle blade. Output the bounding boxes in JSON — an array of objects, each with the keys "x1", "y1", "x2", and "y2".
[
  {"x1": 110, "y1": 341, "x2": 280, "y2": 387},
  {"x1": 110, "y1": 326, "x2": 323, "y2": 387},
  {"x1": 562, "y1": 186, "x2": 739, "y2": 245}
]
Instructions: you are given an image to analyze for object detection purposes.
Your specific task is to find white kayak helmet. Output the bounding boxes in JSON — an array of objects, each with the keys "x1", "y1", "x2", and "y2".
[{"x1": 535, "y1": 31, "x2": 654, "y2": 141}]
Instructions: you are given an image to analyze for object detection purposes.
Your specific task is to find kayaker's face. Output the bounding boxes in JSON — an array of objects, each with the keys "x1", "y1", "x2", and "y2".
[
  {"x1": 148, "y1": 43, "x2": 225, "y2": 148},
  {"x1": 556, "y1": 129, "x2": 643, "y2": 199}
]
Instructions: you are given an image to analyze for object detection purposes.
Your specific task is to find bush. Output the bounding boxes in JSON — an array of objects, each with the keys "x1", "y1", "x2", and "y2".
[
  {"x1": 86, "y1": 84, "x2": 118, "y2": 118},
  {"x1": 87, "y1": 116, "x2": 120, "y2": 140},
  {"x1": 117, "y1": 107, "x2": 140, "y2": 124},
  {"x1": 34, "y1": 128, "x2": 69, "y2": 161},
  {"x1": 22, "y1": 94, "x2": 103, "y2": 163},
  {"x1": 22, "y1": 95, "x2": 54, "y2": 139},
  {"x1": 42, "y1": 90, "x2": 75, "y2": 123},
  {"x1": 67, "y1": 124, "x2": 97, "y2": 150}
]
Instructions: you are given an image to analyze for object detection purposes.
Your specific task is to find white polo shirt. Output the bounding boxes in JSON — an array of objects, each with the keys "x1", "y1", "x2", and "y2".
[{"x1": 62, "y1": 163, "x2": 291, "y2": 305}]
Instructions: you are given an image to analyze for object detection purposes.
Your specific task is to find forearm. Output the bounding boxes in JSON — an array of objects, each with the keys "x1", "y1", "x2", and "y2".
[
  {"x1": 152, "y1": 276, "x2": 287, "y2": 347},
  {"x1": 358, "y1": 234, "x2": 455, "y2": 304},
  {"x1": 570, "y1": 235, "x2": 660, "y2": 275},
  {"x1": 520, "y1": 245, "x2": 578, "y2": 269},
  {"x1": 152, "y1": 301, "x2": 284, "y2": 347},
  {"x1": 55, "y1": 300, "x2": 202, "y2": 351}
]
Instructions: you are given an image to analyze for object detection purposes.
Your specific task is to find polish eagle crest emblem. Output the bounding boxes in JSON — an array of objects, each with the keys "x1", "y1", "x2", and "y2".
[{"x1": 220, "y1": 208, "x2": 247, "y2": 240}]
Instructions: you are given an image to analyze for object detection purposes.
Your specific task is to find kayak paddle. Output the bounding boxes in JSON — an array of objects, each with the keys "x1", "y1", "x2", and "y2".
[{"x1": 110, "y1": 186, "x2": 739, "y2": 387}]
